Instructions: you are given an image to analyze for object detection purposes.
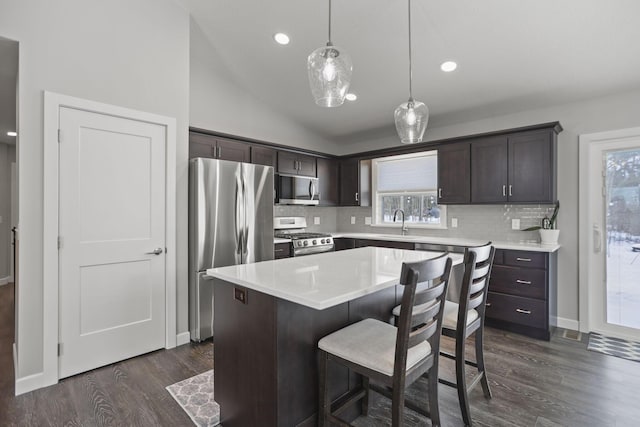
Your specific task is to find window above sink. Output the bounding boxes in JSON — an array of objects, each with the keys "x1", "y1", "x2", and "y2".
[{"x1": 371, "y1": 151, "x2": 447, "y2": 229}]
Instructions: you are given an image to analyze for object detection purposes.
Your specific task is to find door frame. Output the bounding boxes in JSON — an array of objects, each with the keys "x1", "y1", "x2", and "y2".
[
  {"x1": 42, "y1": 91, "x2": 177, "y2": 386},
  {"x1": 579, "y1": 126, "x2": 640, "y2": 337}
]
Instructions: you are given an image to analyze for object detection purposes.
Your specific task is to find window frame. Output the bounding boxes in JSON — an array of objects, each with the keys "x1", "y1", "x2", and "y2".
[{"x1": 371, "y1": 150, "x2": 447, "y2": 230}]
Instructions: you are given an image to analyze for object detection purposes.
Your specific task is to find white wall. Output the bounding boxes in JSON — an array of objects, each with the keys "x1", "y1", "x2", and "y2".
[
  {"x1": 339, "y1": 89, "x2": 640, "y2": 325},
  {"x1": 189, "y1": 20, "x2": 340, "y2": 154},
  {"x1": 0, "y1": 0, "x2": 190, "y2": 380}
]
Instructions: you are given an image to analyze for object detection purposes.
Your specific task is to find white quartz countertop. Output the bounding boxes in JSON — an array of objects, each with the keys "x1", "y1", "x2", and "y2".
[
  {"x1": 207, "y1": 247, "x2": 464, "y2": 310},
  {"x1": 330, "y1": 232, "x2": 560, "y2": 253}
]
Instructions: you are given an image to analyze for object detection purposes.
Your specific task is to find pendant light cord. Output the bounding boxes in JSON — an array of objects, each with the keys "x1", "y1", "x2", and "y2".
[
  {"x1": 328, "y1": 0, "x2": 333, "y2": 44},
  {"x1": 408, "y1": 0, "x2": 413, "y2": 100}
]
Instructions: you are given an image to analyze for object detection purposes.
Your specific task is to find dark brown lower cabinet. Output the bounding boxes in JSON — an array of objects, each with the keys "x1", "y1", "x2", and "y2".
[
  {"x1": 485, "y1": 249, "x2": 557, "y2": 340},
  {"x1": 274, "y1": 242, "x2": 291, "y2": 259},
  {"x1": 333, "y1": 238, "x2": 355, "y2": 251},
  {"x1": 354, "y1": 239, "x2": 415, "y2": 250}
]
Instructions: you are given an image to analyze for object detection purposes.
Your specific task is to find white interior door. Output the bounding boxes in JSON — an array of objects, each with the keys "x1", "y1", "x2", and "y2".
[
  {"x1": 585, "y1": 135, "x2": 640, "y2": 341},
  {"x1": 58, "y1": 107, "x2": 166, "y2": 378}
]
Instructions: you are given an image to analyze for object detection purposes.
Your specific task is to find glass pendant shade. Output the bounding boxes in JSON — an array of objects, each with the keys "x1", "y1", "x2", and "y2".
[
  {"x1": 307, "y1": 44, "x2": 353, "y2": 107},
  {"x1": 394, "y1": 99, "x2": 429, "y2": 144}
]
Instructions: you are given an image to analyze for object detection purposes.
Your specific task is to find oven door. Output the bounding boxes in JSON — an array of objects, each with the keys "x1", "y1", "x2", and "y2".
[{"x1": 276, "y1": 175, "x2": 319, "y2": 205}]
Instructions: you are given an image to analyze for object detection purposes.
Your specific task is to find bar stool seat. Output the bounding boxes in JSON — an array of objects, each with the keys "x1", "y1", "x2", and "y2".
[
  {"x1": 393, "y1": 300, "x2": 478, "y2": 330},
  {"x1": 318, "y1": 318, "x2": 431, "y2": 377},
  {"x1": 442, "y1": 301, "x2": 478, "y2": 330}
]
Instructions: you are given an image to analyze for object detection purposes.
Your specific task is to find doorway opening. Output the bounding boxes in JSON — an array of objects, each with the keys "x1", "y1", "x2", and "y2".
[{"x1": 0, "y1": 35, "x2": 19, "y2": 394}]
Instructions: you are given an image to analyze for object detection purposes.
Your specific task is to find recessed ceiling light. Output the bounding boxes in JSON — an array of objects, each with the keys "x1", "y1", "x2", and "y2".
[
  {"x1": 273, "y1": 33, "x2": 290, "y2": 45},
  {"x1": 345, "y1": 93, "x2": 357, "y2": 101},
  {"x1": 7, "y1": 131, "x2": 17, "y2": 137},
  {"x1": 440, "y1": 61, "x2": 457, "y2": 72}
]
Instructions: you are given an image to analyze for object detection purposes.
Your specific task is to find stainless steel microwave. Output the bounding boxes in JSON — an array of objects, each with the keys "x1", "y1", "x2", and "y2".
[{"x1": 276, "y1": 174, "x2": 319, "y2": 205}]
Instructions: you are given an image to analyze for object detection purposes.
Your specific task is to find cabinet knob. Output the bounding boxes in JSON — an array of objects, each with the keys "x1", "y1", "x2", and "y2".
[
  {"x1": 355, "y1": 192, "x2": 359, "y2": 202},
  {"x1": 516, "y1": 257, "x2": 532, "y2": 262},
  {"x1": 438, "y1": 188, "x2": 442, "y2": 199},
  {"x1": 516, "y1": 279, "x2": 532, "y2": 285},
  {"x1": 509, "y1": 184, "x2": 513, "y2": 197},
  {"x1": 515, "y1": 308, "x2": 531, "y2": 315},
  {"x1": 502, "y1": 185, "x2": 506, "y2": 197}
]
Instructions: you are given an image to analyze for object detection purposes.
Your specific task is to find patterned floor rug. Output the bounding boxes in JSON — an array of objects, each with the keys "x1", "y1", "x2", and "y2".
[
  {"x1": 588, "y1": 333, "x2": 640, "y2": 363},
  {"x1": 166, "y1": 370, "x2": 220, "y2": 427}
]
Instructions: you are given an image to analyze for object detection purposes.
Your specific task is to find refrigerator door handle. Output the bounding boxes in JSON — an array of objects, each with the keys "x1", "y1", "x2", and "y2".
[
  {"x1": 242, "y1": 173, "x2": 249, "y2": 259},
  {"x1": 235, "y1": 173, "x2": 244, "y2": 258}
]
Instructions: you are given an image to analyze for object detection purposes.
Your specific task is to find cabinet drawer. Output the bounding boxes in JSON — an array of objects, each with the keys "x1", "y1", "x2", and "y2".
[
  {"x1": 274, "y1": 243, "x2": 291, "y2": 259},
  {"x1": 485, "y1": 292, "x2": 547, "y2": 329},
  {"x1": 503, "y1": 250, "x2": 546, "y2": 269},
  {"x1": 489, "y1": 266, "x2": 546, "y2": 300}
]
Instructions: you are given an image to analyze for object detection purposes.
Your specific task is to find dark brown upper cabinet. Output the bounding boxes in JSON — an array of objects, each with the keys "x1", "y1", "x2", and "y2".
[
  {"x1": 471, "y1": 129, "x2": 556, "y2": 203},
  {"x1": 339, "y1": 158, "x2": 371, "y2": 206},
  {"x1": 189, "y1": 132, "x2": 250, "y2": 162},
  {"x1": 316, "y1": 157, "x2": 339, "y2": 206},
  {"x1": 437, "y1": 142, "x2": 471, "y2": 204},
  {"x1": 250, "y1": 145, "x2": 277, "y2": 167},
  {"x1": 507, "y1": 130, "x2": 555, "y2": 203},
  {"x1": 277, "y1": 151, "x2": 317, "y2": 177}
]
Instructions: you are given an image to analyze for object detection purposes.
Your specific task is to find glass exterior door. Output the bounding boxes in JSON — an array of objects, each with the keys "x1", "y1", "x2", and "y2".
[{"x1": 605, "y1": 149, "x2": 640, "y2": 330}]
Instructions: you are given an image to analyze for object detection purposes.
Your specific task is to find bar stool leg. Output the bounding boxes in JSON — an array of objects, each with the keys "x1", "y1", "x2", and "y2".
[
  {"x1": 475, "y1": 327, "x2": 492, "y2": 399},
  {"x1": 427, "y1": 369, "x2": 441, "y2": 427},
  {"x1": 391, "y1": 385, "x2": 405, "y2": 427},
  {"x1": 318, "y1": 350, "x2": 329, "y2": 427},
  {"x1": 361, "y1": 375, "x2": 370, "y2": 416},
  {"x1": 456, "y1": 336, "x2": 473, "y2": 426}
]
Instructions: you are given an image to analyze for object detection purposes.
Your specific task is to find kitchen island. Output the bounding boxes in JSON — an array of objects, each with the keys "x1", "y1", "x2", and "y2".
[{"x1": 207, "y1": 247, "x2": 463, "y2": 427}]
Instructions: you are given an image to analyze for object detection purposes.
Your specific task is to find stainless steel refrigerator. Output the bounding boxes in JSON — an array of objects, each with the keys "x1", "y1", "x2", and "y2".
[{"x1": 189, "y1": 158, "x2": 274, "y2": 341}]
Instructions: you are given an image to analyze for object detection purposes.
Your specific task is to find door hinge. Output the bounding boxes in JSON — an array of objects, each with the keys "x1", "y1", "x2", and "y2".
[
  {"x1": 58, "y1": 343, "x2": 63, "y2": 356},
  {"x1": 57, "y1": 129, "x2": 61, "y2": 143},
  {"x1": 57, "y1": 236, "x2": 63, "y2": 250}
]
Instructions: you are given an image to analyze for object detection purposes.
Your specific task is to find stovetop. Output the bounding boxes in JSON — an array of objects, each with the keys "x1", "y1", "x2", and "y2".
[{"x1": 274, "y1": 231, "x2": 331, "y2": 240}]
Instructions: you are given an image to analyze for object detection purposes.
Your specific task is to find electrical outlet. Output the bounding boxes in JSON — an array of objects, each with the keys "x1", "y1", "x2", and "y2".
[
  {"x1": 314, "y1": 216, "x2": 320, "y2": 225},
  {"x1": 365, "y1": 216, "x2": 372, "y2": 225},
  {"x1": 350, "y1": 216, "x2": 356, "y2": 225},
  {"x1": 512, "y1": 219, "x2": 521, "y2": 230},
  {"x1": 451, "y1": 218, "x2": 458, "y2": 228}
]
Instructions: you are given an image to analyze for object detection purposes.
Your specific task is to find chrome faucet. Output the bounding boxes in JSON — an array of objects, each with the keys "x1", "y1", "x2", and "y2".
[{"x1": 393, "y1": 209, "x2": 409, "y2": 236}]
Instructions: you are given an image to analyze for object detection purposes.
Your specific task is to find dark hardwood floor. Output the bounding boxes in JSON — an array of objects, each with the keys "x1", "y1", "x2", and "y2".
[
  {"x1": 2, "y1": 280, "x2": 640, "y2": 426},
  {"x1": 0, "y1": 283, "x2": 214, "y2": 427}
]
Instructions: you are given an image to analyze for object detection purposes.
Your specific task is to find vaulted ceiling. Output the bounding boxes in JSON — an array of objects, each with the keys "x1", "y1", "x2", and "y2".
[{"x1": 185, "y1": 0, "x2": 640, "y2": 143}]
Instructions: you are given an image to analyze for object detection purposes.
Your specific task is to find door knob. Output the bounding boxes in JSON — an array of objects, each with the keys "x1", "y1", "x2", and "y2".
[{"x1": 145, "y1": 248, "x2": 163, "y2": 255}]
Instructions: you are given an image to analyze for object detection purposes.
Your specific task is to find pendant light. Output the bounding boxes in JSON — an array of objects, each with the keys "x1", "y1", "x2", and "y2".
[
  {"x1": 307, "y1": 0, "x2": 353, "y2": 107},
  {"x1": 394, "y1": 0, "x2": 429, "y2": 143}
]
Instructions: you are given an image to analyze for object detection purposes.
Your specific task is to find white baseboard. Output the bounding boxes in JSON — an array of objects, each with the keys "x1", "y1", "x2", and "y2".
[
  {"x1": 552, "y1": 316, "x2": 580, "y2": 331},
  {"x1": 176, "y1": 332, "x2": 191, "y2": 346},
  {"x1": 0, "y1": 276, "x2": 10, "y2": 286}
]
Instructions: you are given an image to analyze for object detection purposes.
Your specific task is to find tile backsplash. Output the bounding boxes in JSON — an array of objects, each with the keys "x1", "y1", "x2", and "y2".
[{"x1": 275, "y1": 204, "x2": 557, "y2": 243}]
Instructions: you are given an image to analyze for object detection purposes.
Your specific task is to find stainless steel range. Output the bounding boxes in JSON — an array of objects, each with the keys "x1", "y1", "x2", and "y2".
[{"x1": 274, "y1": 217, "x2": 334, "y2": 256}]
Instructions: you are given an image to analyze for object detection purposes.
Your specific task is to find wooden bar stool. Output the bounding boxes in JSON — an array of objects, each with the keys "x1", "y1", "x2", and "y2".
[
  {"x1": 317, "y1": 254, "x2": 452, "y2": 427},
  {"x1": 438, "y1": 242, "x2": 495, "y2": 427}
]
